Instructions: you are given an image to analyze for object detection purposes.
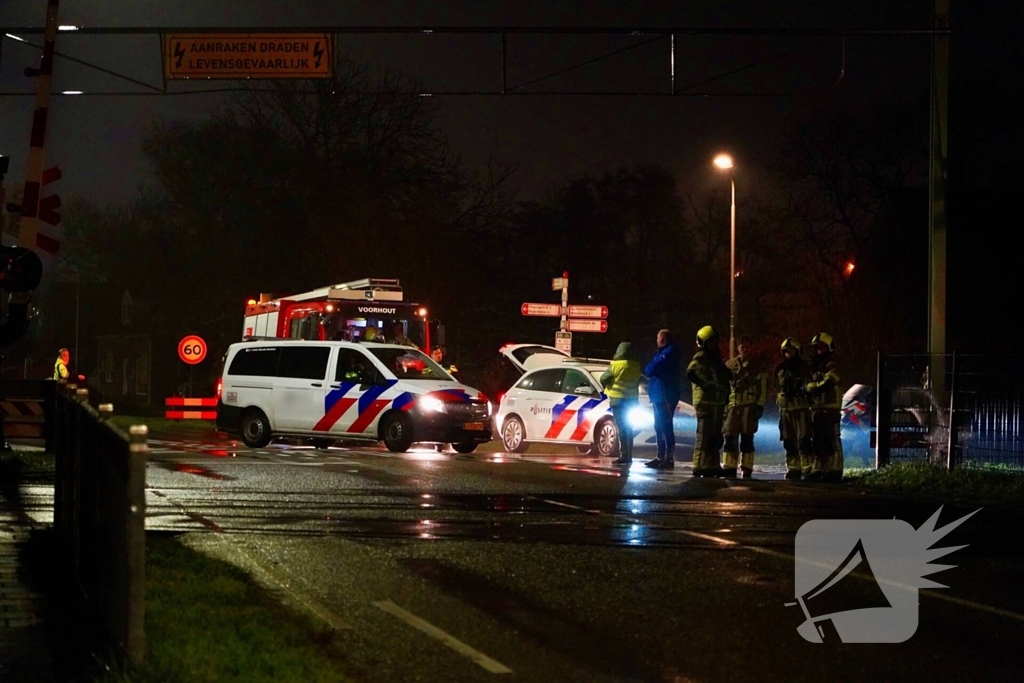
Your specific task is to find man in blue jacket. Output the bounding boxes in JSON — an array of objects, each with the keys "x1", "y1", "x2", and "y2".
[{"x1": 643, "y1": 329, "x2": 681, "y2": 469}]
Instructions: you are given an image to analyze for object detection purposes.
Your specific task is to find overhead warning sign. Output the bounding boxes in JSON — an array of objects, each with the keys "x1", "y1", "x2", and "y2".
[{"x1": 164, "y1": 33, "x2": 332, "y2": 79}]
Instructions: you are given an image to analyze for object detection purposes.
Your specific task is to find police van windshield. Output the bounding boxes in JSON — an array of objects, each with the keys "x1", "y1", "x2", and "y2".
[{"x1": 369, "y1": 348, "x2": 453, "y2": 381}]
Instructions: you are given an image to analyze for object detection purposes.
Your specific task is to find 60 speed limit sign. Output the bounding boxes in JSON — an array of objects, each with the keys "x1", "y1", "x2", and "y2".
[{"x1": 178, "y1": 335, "x2": 208, "y2": 365}]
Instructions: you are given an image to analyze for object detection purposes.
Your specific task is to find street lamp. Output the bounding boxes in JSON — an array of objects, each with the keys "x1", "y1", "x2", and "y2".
[{"x1": 713, "y1": 153, "x2": 737, "y2": 359}]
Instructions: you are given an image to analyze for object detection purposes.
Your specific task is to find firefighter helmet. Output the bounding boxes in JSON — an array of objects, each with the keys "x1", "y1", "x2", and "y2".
[
  {"x1": 780, "y1": 337, "x2": 801, "y2": 354},
  {"x1": 811, "y1": 332, "x2": 834, "y2": 353},
  {"x1": 696, "y1": 325, "x2": 719, "y2": 348}
]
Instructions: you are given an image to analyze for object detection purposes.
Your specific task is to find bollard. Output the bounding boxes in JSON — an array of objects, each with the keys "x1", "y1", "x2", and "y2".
[
  {"x1": 98, "y1": 404, "x2": 114, "y2": 421},
  {"x1": 75, "y1": 388, "x2": 88, "y2": 403},
  {"x1": 126, "y1": 423, "x2": 148, "y2": 663}
]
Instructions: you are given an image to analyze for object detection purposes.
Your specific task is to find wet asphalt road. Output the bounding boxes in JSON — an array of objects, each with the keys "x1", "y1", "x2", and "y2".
[{"x1": 142, "y1": 435, "x2": 1024, "y2": 683}]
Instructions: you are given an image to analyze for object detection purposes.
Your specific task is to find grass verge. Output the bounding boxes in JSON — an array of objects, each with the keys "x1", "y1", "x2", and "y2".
[
  {"x1": 109, "y1": 415, "x2": 217, "y2": 436},
  {"x1": 102, "y1": 534, "x2": 354, "y2": 683},
  {"x1": 848, "y1": 461, "x2": 1024, "y2": 506}
]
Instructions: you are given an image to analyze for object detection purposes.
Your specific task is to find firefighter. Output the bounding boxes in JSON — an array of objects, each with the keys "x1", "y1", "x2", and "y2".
[
  {"x1": 53, "y1": 348, "x2": 70, "y2": 381},
  {"x1": 388, "y1": 321, "x2": 419, "y2": 348},
  {"x1": 775, "y1": 337, "x2": 813, "y2": 480},
  {"x1": 363, "y1": 325, "x2": 380, "y2": 342},
  {"x1": 806, "y1": 332, "x2": 843, "y2": 482},
  {"x1": 687, "y1": 326, "x2": 731, "y2": 478},
  {"x1": 723, "y1": 336, "x2": 767, "y2": 479}
]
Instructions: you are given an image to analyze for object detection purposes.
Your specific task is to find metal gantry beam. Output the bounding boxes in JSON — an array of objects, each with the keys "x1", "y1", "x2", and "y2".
[{"x1": 1, "y1": 24, "x2": 946, "y2": 97}]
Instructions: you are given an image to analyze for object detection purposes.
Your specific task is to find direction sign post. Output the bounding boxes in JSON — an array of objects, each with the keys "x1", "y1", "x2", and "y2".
[
  {"x1": 520, "y1": 302, "x2": 562, "y2": 317},
  {"x1": 566, "y1": 305, "x2": 608, "y2": 319},
  {"x1": 555, "y1": 331, "x2": 572, "y2": 354},
  {"x1": 566, "y1": 319, "x2": 608, "y2": 333}
]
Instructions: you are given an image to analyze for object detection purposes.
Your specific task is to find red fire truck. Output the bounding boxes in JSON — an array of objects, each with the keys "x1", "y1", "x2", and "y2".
[{"x1": 242, "y1": 278, "x2": 442, "y2": 352}]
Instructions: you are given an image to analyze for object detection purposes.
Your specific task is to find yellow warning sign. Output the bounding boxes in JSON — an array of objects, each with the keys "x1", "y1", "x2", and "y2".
[{"x1": 164, "y1": 33, "x2": 332, "y2": 79}]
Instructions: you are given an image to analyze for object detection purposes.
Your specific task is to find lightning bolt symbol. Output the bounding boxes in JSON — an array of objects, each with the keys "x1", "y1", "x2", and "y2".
[
  {"x1": 313, "y1": 41, "x2": 324, "y2": 69},
  {"x1": 173, "y1": 41, "x2": 185, "y2": 68}
]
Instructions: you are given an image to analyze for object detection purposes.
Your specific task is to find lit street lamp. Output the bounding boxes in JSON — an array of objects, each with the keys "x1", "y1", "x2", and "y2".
[{"x1": 713, "y1": 153, "x2": 737, "y2": 359}]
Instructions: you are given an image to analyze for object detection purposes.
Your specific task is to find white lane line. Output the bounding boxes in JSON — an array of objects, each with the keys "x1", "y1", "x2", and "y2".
[
  {"x1": 535, "y1": 497, "x2": 602, "y2": 515},
  {"x1": 675, "y1": 528, "x2": 1024, "y2": 623},
  {"x1": 373, "y1": 600, "x2": 512, "y2": 674}
]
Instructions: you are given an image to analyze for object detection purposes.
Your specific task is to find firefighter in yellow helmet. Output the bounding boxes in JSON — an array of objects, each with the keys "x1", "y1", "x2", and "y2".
[
  {"x1": 775, "y1": 337, "x2": 813, "y2": 480},
  {"x1": 805, "y1": 332, "x2": 843, "y2": 482},
  {"x1": 686, "y1": 325, "x2": 731, "y2": 477},
  {"x1": 723, "y1": 336, "x2": 767, "y2": 479}
]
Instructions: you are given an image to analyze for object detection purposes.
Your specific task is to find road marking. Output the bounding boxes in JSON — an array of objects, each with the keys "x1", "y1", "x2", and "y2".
[
  {"x1": 675, "y1": 527, "x2": 1024, "y2": 623},
  {"x1": 537, "y1": 498, "x2": 600, "y2": 515},
  {"x1": 373, "y1": 600, "x2": 512, "y2": 674}
]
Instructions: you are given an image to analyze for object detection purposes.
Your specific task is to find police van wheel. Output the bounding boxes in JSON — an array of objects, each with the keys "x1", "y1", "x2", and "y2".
[
  {"x1": 595, "y1": 419, "x2": 620, "y2": 458},
  {"x1": 240, "y1": 409, "x2": 272, "y2": 448},
  {"x1": 452, "y1": 442, "x2": 478, "y2": 454},
  {"x1": 501, "y1": 416, "x2": 528, "y2": 453},
  {"x1": 381, "y1": 413, "x2": 414, "y2": 453}
]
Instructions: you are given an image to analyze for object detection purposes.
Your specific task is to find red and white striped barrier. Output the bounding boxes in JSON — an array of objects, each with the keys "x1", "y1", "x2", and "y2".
[{"x1": 165, "y1": 397, "x2": 217, "y2": 420}]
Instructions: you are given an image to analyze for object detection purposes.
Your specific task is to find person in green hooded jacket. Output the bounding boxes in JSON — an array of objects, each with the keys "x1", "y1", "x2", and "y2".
[{"x1": 600, "y1": 342, "x2": 642, "y2": 465}]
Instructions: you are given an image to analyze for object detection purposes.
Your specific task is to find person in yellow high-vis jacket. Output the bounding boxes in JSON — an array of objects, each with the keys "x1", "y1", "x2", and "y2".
[
  {"x1": 805, "y1": 332, "x2": 843, "y2": 482},
  {"x1": 600, "y1": 342, "x2": 642, "y2": 465},
  {"x1": 53, "y1": 348, "x2": 70, "y2": 381},
  {"x1": 723, "y1": 337, "x2": 768, "y2": 479}
]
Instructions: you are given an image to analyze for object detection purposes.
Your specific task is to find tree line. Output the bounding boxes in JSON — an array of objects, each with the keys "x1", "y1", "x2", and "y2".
[{"x1": 54, "y1": 53, "x2": 927, "y2": 389}]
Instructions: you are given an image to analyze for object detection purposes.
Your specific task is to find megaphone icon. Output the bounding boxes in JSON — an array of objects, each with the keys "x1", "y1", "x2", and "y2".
[{"x1": 791, "y1": 538, "x2": 892, "y2": 642}]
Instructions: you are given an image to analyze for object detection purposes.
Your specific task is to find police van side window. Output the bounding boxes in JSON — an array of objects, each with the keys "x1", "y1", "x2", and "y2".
[
  {"x1": 278, "y1": 346, "x2": 331, "y2": 380},
  {"x1": 228, "y1": 347, "x2": 280, "y2": 376},
  {"x1": 335, "y1": 349, "x2": 377, "y2": 384}
]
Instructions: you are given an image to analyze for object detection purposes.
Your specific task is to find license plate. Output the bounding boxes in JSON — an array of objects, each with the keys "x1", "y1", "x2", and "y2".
[{"x1": 464, "y1": 422, "x2": 484, "y2": 431}]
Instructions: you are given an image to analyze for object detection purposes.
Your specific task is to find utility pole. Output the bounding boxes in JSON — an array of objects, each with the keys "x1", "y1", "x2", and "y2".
[{"x1": 928, "y1": 0, "x2": 949, "y2": 355}]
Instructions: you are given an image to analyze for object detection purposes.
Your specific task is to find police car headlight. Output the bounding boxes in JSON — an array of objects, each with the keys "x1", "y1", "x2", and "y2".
[
  {"x1": 419, "y1": 396, "x2": 447, "y2": 413},
  {"x1": 628, "y1": 406, "x2": 654, "y2": 430}
]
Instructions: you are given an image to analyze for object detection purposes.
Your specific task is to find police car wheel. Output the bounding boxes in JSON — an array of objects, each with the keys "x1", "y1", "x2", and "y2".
[
  {"x1": 381, "y1": 413, "x2": 414, "y2": 452},
  {"x1": 240, "y1": 409, "x2": 272, "y2": 448},
  {"x1": 452, "y1": 442, "x2": 478, "y2": 454},
  {"x1": 595, "y1": 418, "x2": 620, "y2": 458},
  {"x1": 501, "y1": 416, "x2": 528, "y2": 453}
]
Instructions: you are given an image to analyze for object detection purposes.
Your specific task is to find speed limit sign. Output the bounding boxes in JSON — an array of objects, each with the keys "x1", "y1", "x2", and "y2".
[{"x1": 178, "y1": 335, "x2": 208, "y2": 365}]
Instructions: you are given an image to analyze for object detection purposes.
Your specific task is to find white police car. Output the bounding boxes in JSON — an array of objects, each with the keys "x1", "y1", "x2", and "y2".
[{"x1": 494, "y1": 346, "x2": 695, "y2": 456}]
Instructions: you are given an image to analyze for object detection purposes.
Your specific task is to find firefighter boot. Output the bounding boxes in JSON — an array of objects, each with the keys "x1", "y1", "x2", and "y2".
[
  {"x1": 741, "y1": 451, "x2": 754, "y2": 479},
  {"x1": 722, "y1": 436, "x2": 740, "y2": 478},
  {"x1": 784, "y1": 441, "x2": 802, "y2": 480}
]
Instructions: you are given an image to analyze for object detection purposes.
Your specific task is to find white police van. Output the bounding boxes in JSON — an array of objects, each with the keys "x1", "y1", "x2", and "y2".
[{"x1": 216, "y1": 339, "x2": 492, "y2": 453}]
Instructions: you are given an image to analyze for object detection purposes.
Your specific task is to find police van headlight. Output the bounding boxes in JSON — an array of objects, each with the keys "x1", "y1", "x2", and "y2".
[
  {"x1": 628, "y1": 406, "x2": 654, "y2": 430},
  {"x1": 419, "y1": 396, "x2": 447, "y2": 413}
]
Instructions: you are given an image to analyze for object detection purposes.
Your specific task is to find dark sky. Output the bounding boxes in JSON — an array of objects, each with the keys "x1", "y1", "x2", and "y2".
[{"x1": 0, "y1": 1, "x2": 999, "y2": 210}]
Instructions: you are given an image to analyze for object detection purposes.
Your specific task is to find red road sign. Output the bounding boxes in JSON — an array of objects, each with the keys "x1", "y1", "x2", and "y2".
[
  {"x1": 567, "y1": 305, "x2": 608, "y2": 319},
  {"x1": 521, "y1": 302, "x2": 562, "y2": 317},
  {"x1": 566, "y1": 319, "x2": 608, "y2": 333},
  {"x1": 178, "y1": 335, "x2": 208, "y2": 364}
]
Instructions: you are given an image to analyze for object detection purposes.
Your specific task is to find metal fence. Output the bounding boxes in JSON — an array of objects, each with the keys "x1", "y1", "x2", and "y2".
[
  {"x1": 876, "y1": 353, "x2": 1024, "y2": 469},
  {"x1": 53, "y1": 383, "x2": 147, "y2": 664}
]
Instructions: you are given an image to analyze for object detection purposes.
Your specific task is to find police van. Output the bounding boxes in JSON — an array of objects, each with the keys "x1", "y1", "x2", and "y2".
[{"x1": 216, "y1": 339, "x2": 492, "y2": 453}]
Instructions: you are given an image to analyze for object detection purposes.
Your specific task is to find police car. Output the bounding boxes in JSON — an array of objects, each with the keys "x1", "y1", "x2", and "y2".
[
  {"x1": 216, "y1": 340, "x2": 492, "y2": 453},
  {"x1": 494, "y1": 346, "x2": 696, "y2": 456}
]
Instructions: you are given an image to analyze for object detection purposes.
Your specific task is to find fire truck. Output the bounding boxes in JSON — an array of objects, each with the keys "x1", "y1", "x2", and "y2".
[{"x1": 242, "y1": 278, "x2": 442, "y2": 352}]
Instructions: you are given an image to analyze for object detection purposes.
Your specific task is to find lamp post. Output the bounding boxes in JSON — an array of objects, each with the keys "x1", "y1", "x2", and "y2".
[{"x1": 713, "y1": 153, "x2": 737, "y2": 359}]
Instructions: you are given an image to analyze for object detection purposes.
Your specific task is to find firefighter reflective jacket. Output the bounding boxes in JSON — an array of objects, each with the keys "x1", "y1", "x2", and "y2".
[
  {"x1": 726, "y1": 356, "x2": 767, "y2": 408},
  {"x1": 806, "y1": 353, "x2": 841, "y2": 410},
  {"x1": 687, "y1": 350, "x2": 731, "y2": 407},
  {"x1": 775, "y1": 356, "x2": 810, "y2": 410}
]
